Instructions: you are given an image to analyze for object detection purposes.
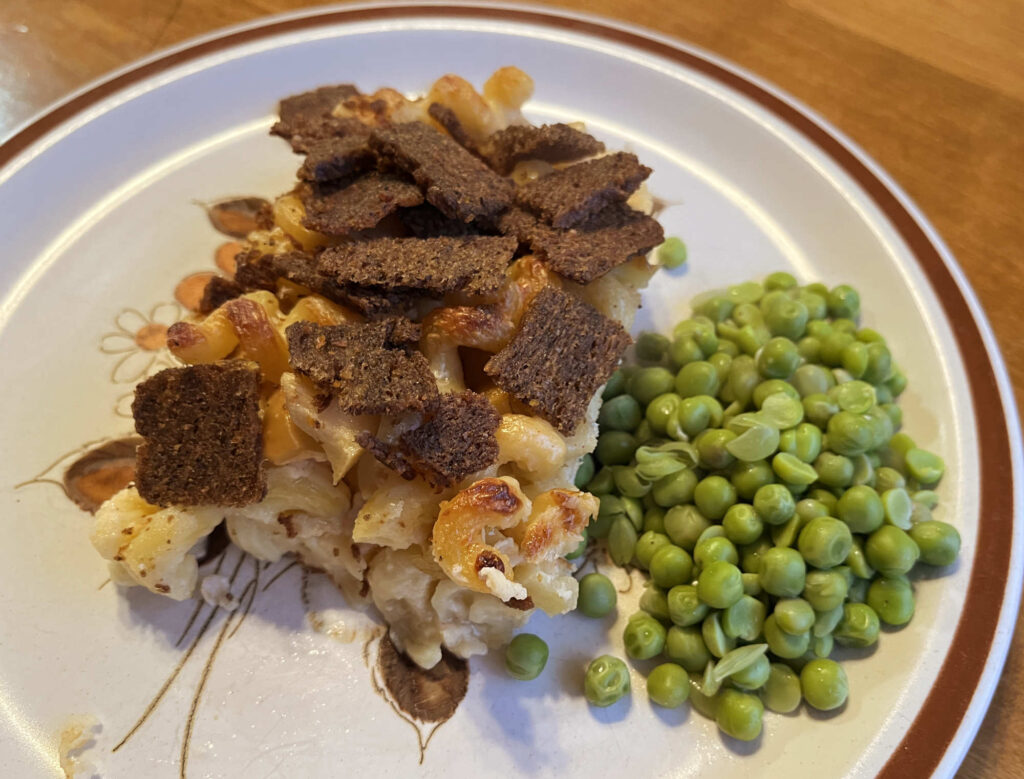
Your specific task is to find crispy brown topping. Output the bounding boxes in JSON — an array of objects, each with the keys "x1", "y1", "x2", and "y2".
[
  {"x1": 319, "y1": 235, "x2": 515, "y2": 299},
  {"x1": 297, "y1": 133, "x2": 375, "y2": 182},
  {"x1": 484, "y1": 287, "x2": 631, "y2": 434},
  {"x1": 132, "y1": 362, "x2": 265, "y2": 507},
  {"x1": 475, "y1": 550, "x2": 505, "y2": 574},
  {"x1": 198, "y1": 276, "x2": 244, "y2": 314},
  {"x1": 301, "y1": 173, "x2": 424, "y2": 236},
  {"x1": 515, "y1": 152, "x2": 651, "y2": 229},
  {"x1": 285, "y1": 319, "x2": 439, "y2": 415},
  {"x1": 427, "y1": 102, "x2": 481, "y2": 156},
  {"x1": 484, "y1": 123, "x2": 605, "y2": 175},
  {"x1": 398, "y1": 204, "x2": 484, "y2": 238},
  {"x1": 270, "y1": 84, "x2": 366, "y2": 152},
  {"x1": 370, "y1": 122, "x2": 513, "y2": 223},
  {"x1": 357, "y1": 391, "x2": 501, "y2": 489},
  {"x1": 506, "y1": 595, "x2": 535, "y2": 611}
]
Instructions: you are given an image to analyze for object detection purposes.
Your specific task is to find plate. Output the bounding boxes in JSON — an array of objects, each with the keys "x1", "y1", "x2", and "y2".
[{"x1": 1, "y1": 4, "x2": 1020, "y2": 777}]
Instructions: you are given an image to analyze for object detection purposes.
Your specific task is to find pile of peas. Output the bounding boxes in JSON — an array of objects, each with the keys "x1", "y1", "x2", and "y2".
[{"x1": 560, "y1": 272, "x2": 960, "y2": 740}]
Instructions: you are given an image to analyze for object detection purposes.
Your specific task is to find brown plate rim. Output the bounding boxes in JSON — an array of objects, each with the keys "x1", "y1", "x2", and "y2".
[{"x1": 0, "y1": 4, "x2": 1018, "y2": 776}]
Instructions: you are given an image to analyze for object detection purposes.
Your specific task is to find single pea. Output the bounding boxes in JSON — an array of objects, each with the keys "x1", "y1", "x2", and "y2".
[
  {"x1": 761, "y1": 663, "x2": 802, "y2": 713},
  {"x1": 808, "y1": 488, "x2": 839, "y2": 514},
  {"x1": 599, "y1": 394, "x2": 643, "y2": 432},
  {"x1": 717, "y1": 339, "x2": 740, "y2": 357},
  {"x1": 650, "y1": 544, "x2": 694, "y2": 589},
  {"x1": 795, "y1": 498, "x2": 830, "y2": 522},
  {"x1": 609, "y1": 517, "x2": 639, "y2": 567},
  {"x1": 697, "y1": 561, "x2": 744, "y2": 609},
  {"x1": 719, "y1": 595, "x2": 766, "y2": 642},
  {"x1": 644, "y1": 506, "x2": 667, "y2": 534},
  {"x1": 885, "y1": 367, "x2": 908, "y2": 398},
  {"x1": 597, "y1": 493, "x2": 626, "y2": 525},
  {"x1": 797, "y1": 290, "x2": 829, "y2": 320},
  {"x1": 694, "y1": 538, "x2": 740, "y2": 572},
  {"x1": 603, "y1": 368, "x2": 628, "y2": 400},
  {"x1": 664, "y1": 505, "x2": 711, "y2": 550},
  {"x1": 665, "y1": 625, "x2": 712, "y2": 672},
  {"x1": 836, "y1": 484, "x2": 885, "y2": 534},
  {"x1": 827, "y1": 284, "x2": 861, "y2": 320},
  {"x1": 647, "y1": 662, "x2": 690, "y2": 708},
  {"x1": 639, "y1": 585, "x2": 672, "y2": 624},
  {"x1": 656, "y1": 236, "x2": 688, "y2": 269},
  {"x1": 689, "y1": 673, "x2": 720, "y2": 719},
  {"x1": 868, "y1": 575, "x2": 915, "y2": 626},
  {"x1": 573, "y1": 454, "x2": 595, "y2": 489},
  {"x1": 741, "y1": 572, "x2": 763, "y2": 596},
  {"x1": 505, "y1": 633, "x2": 549, "y2": 681},
  {"x1": 905, "y1": 448, "x2": 945, "y2": 485},
  {"x1": 909, "y1": 521, "x2": 961, "y2": 566},
  {"x1": 723, "y1": 504, "x2": 764, "y2": 545},
  {"x1": 675, "y1": 361, "x2": 721, "y2": 399},
  {"x1": 819, "y1": 331, "x2": 856, "y2": 367},
  {"x1": 834, "y1": 602, "x2": 881, "y2": 648},
  {"x1": 864, "y1": 406, "x2": 895, "y2": 451},
  {"x1": 727, "y1": 357, "x2": 761, "y2": 406},
  {"x1": 847, "y1": 577, "x2": 869, "y2": 604},
  {"x1": 865, "y1": 525, "x2": 920, "y2": 576},
  {"x1": 797, "y1": 517, "x2": 853, "y2": 569},
  {"x1": 728, "y1": 281, "x2": 766, "y2": 306},
  {"x1": 769, "y1": 513, "x2": 805, "y2": 548},
  {"x1": 875, "y1": 466, "x2": 906, "y2": 493},
  {"x1": 624, "y1": 613, "x2": 668, "y2": 660},
  {"x1": 764, "y1": 614, "x2": 810, "y2": 659},
  {"x1": 874, "y1": 383, "x2": 894, "y2": 404},
  {"x1": 862, "y1": 342, "x2": 893, "y2": 385},
  {"x1": 845, "y1": 537, "x2": 875, "y2": 580},
  {"x1": 621, "y1": 496, "x2": 644, "y2": 531},
  {"x1": 841, "y1": 340, "x2": 869, "y2": 379},
  {"x1": 804, "y1": 569, "x2": 849, "y2": 612},
  {"x1": 728, "y1": 653, "x2": 771, "y2": 692},
  {"x1": 652, "y1": 468, "x2": 698, "y2": 508},
  {"x1": 801, "y1": 658, "x2": 849, "y2": 711},
  {"x1": 764, "y1": 299, "x2": 809, "y2": 341},
  {"x1": 764, "y1": 271, "x2": 798, "y2": 291},
  {"x1": 779, "y1": 423, "x2": 824, "y2": 465},
  {"x1": 673, "y1": 396, "x2": 711, "y2": 437},
  {"x1": 812, "y1": 452, "x2": 852, "y2": 489},
  {"x1": 803, "y1": 393, "x2": 839, "y2": 429},
  {"x1": 577, "y1": 573, "x2": 617, "y2": 618},
  {"x1": 668, "y1": 336, "x2": 706, "y2": 370},
  {"x1": 880, "y1": 488, "x2": 913, "y2": 530},
  {"x1": 912, "y1": 489, "x2": 941, "y2": 509},
  {"x1": 773, "y1": 598, "x2": 816, "y2": 636},
  {"x1": 813, "y1": 602, "x2": 845, "y2": 638},
  {"x1": 636, "y1": 331, "x2": 671, "y2": 363},
  {"x1": 586, "y1": 466, "x2": 615, "y2": 497},
  {"x1": 696, "y1": 428, "x2": 738, "y2": 470},
  {"x1": 731, "y1": 459, "x2": 776, "y2": 500},
  {"x1": 753, "y1": 379, "x2": 801, "y2": 409},
  {"x1": 773, "y1": 452, "x2": 819, "y2": 486},
  {"x1": 694, "y1": 475, "x2": 737, "y2": 520},
  {"x1": 709, "y1": 351, "x2": 734, "y2": 385},
  {"x1": 585, "y1": 655, "x2": 631, "y2": 707},
  {"x1": 740, "y1": 537, "x2": 772, "y2": 574},
  {"x1": 667, "y1": 584, "x2": 710, "y2": 627},
  {"x1": 636, "y1": 531, "x2": 672, "y2": 571},
  {"x1": 634, "y1": 419, "x2": 656, "y2": 446},
  {"x1": 702, "y1": 612, "x2": 736, "y2": 658},
  {"x1": 595, "y1": 430, "x2": 637, "y2": 466},
  {"x1": 832, "y1": 380, "x2": 876, "y2": 415},
  {"x1": 760, "y1": 547, "x2": 807, "y2": 597},
  {"x1": 751, "y1": 483, "x2": 795, "y2": 526},
  {"x1": 827, "y1": 411, "x2": 874, "y2": 457},
  {"x1": 757, "y1": 337, "x2": 800, "y2": 379},
  {"x1": 675, "y1": 318, "x2": 719, "y2": 357},
  {"x1": 630, "y1": 366, "x2": 677, "y2": 406},
  {"x1": 611, "y1": 467, "x2": 650, "y2": 501},
  {"x1": 694, "y1": 295, "x2": 735, "y2": 324},
  {"x1": 880, "y1": 403, "x2": 903, "y2": 430}
]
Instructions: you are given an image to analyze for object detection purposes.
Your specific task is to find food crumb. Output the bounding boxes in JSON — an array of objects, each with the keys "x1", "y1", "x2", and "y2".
[
  {"x1": 200, "y1": 574, "x2": 238, "y2": 612},
  {"x1": 57, "y1": 714, "x2": 101, "y2": 778}
]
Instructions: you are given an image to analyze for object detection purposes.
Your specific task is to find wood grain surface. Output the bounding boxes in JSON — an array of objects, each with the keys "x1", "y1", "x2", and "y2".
[{"x1": 1, "y1": 1, "x2": 1021, "y2": 776}]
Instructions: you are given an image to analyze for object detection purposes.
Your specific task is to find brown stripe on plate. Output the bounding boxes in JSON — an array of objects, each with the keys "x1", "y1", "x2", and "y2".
[{"x1": 0, "y1": 6, "x2": 1016, "y2": 775}]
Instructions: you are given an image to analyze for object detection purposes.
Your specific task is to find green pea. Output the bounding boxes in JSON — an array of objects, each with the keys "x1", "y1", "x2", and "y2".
[
  {"x1": 847, "y1": 577, "x2": 869, "y2": 604},
  {"x1": 812, "y1": 452, "x2": 852, "y2": 489},
  {"x1": 836, "y1": 485, "x2": 884, "y2": 533},
  {"x1": 610, "y1": 467, "x2": 648, "y2": 501},
  {"x1": 759, "y1": 547, "x2": 806, "y2": 597},
  {"x1": 726, "y1": 356, "x2": 761, "y2": 406},
  {"x1": 827, "y1": 284, "x2": 860, "y2": 320},
  {"x1": 505, "y1": 633, "x2": 549, "y2": 680},
  {"x1": 622, "y1": 496, "x2": 644, "y2": 531},
  {"x1": 585, "y1": 655, "x2": 631, "y2": 707},
  {"x1": 675, "y1": 318, "x2": 719, "y2": 357},
  {"x1": 862, "y1": 342, "x2": 893, "y2": 385},
  {"x1": 770, "y1": 514, "x2": 806, "y2": 548},
  {"x1": 689, "y1": 673, "x2": 719, "y2": 719},
  {"x1": 647, "y1": 662, "x2": 690, "y2": 708},
  {"x1": 880, "y1": 402, "x2": 902, "y2": 430},
  {"x1": 797, "y1": 336, "x2": 821, "y2": 363},
  {"x1": 697, "y1": 561, "x2": 744, "y2": 609},
  {"x1": 634, "y1": 420, "x2": 655, "y2": 446},
  {"x1": 886, "y1": 366, "x2": 908, "y2": 397},
  {"x1": 728, "y1": 281, "x2": 765, "y2": 306},
  {"x1": 675, "y1": 361, "x2": 721, "y2": 399},
  {"x1": 718, "y1": 595, "x2": 766, "y2": 643},
  {"x1": 773, "y1": 452, "x2": 819, "y2": 485},
  {"x1": 602, "y1": 368, "x2": 628, "y2": 400},
  {"x1": 905, "y1": 448, "x2": 945, "y2": 485},
  {"x1": 761, "y1": 663, "x2": 802, "y2": 713},
  {"x1": 909, "y1": 521, "x2": 961, "y2": 566},
  {"x1": 797, "y1": 517, "x2": 853, "y2": 569},
  {"x1": 803, "y1": 396, "x2": 839, "y2": 433},
  {"x1": 651, "y1": 468, "x2": 698, "y2": 508},
  {"x1": 831, "y1": 381, "x2": 876, "y2": 415},
  {"x1": 867, "y1": 575, "x2": 915, "y2": 626},
  {"x1": 595, "y1": 430, "x2": 637, "y2": 466},
  {"x1": 865, "y1": 525, "x2": 920, "y2": 576},
  {"x1": 667, "y1": 585, "x2": 709, "y2": 628},
  {"x1": 695, "y1": 427, "x2": 737, "y2": 470},
  {"x1": 750, "y1": 483, "x2": 794, "y2": 526},
  {"x1": 753, "y1": 379, "x2": 801, "y2": 408},
  {"x1": 795, "y1": 498, "x2": 829, "y2": 522},
  {"x1": 740, "y1": 537, "x2": 772, "y2": 574},
  {"x1": 813, "y1": 602, "x2": 845, "y2": 638},
  {"x1": 773, "y1": 598, "x2": 816, "y2": 636},
  {"x1": 728, "y1": 653, "x2": 771, "y2": 692},
  {"x1": 609, "y1": 517, "x2": 638, "y2": 567},
  {"x1": 662, "y1": 626, "x2": 709, "y2": 673},
  {"x1": 763, "y1": 271, "x2": 797, "y2": 291},
  {"x1": 875, "y1": 466, "x2": 906, "y2": 493},
  {"x1": 669, "y1": 336, "x2": 705, "y2": 370},
  {"x1": 644, "y1": 507, "x2": 667, "y2": 534},
  {"x1": 722, "y1": 504, "x2": 764, "y2": 545},
  {"x1": 880, "y1": 488, "x2": 913, "y2": 530},
  {"x1": 807, "y1": 488, "x2": 839, "y2": 514},
  {"x1": 801, "y1": 658, "x2": 848, "y2": 711},
  {"x1": 741, "y1": 572, "x2": 763, "y2": 596},
  {"x1": 788, "y1": 365, "x2": 832, "y2": 399},
  {"x1": 634, "y1": 332, "x2": 669, "y2": 364},
  {"x1": 599, "y1": 394, "x2": 643, "y2": 432},
  {"x1": 797, "y1": 290, "x2": 829, "y2": 320},
  {"x1": 865, "y1": 406, "x2": 895, "y2": 451},
  {"x1": 845, "y1": 537, "x2": 875, "y2": 580},
  {"x1": 819, "y1": 331, "x2": 855, "y2": 367},
  {"x1": 694, "y1": 536, "x2": 740, "y2": 568},
  {"x1": 757, "y1": 337, "x2": 800, "y2": 379},
  {"x1": 708, "y1": 351, "x2": 734, "y2": 385},
  {"x1": 630, "y1": 366, "x2": 676, "y2": 406},
  {"x1": 764, "y1": 299, "x2": 809, "y2": 341},
  {"x1": 672, "y1": 396, "x2": 711, "y2": 437},
  {"x1": 624, "y1": 613, "x2": 667, "y2": 660},
  {"x1": 731, "y1": 459, "x2": 775, "y2": 500},
  {"x1": 834, "y1": 603, "x2": 880, "y2": 648},
  {"x1": 586, "y1": 466, "x2": 615, "y2": 497},
  {"x1": 634, "y1": 531, "x2": 670, "y2": 571},
  {"x1": 566, "y1": 530, "x2": 588, "y2": 560},
  {"x1": 694, "y1": 475, "x2": 737, "y2": 520},
  {"x1": 802, "y1": 568, "x2": 848, "y2": 613},
  {"x1": 573, "y1": 454, "x2": 595, "y2": 489},
  {"x1": 639, "y1": 585, "x2": 672, "y2": 624},
  {"x1": 840, "y1": 341, "x2": 869, "y2": 379},
  {"x1": 650, "y1": 545, "x2": 694, "y2": 589},
  {"x1": 805, "y1": 281, "x2": 830, "y2": 298},
  {"x1": 764, "y1": 614, "x2": 810, "y2": 659},
  {"x1": 694, "y1": 295, "x2": 735, "y2": 324},
  {"x1": 912, "y1": 489, "x2": 940, "y2": 509},
  {"x1": 827, "y1": 411, "x2": 874, "y2": 457},
  {"x1": 664, "y1": 505, "x2": 710, "y2": 550},
  {"x1": 577, "y1": 573, "x2": 617, "y2": 618},
  {"x1": 702, "y1": 612, "x2": 736, "y2": 658}
]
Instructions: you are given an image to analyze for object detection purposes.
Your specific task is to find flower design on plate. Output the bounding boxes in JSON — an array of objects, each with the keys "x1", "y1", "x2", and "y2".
[{"x1": 100, "y1": 303, "x2": 182, "y2": 385}]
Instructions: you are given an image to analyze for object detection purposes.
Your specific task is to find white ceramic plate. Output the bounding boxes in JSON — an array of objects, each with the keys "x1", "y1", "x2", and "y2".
[{"x1": 1, "y1": 4, "x2": 1020, "y2": 777}]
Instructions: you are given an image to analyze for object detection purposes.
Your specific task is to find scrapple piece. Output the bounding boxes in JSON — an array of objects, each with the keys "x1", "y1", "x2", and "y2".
[
  {"x1": 286, "y1": 319, "x2": 439, "y2": 415},
  {"x1": 484, "y1": 287, "x2": 631, "y2": 434},
  {"x1": 500, "y1": 202, "x2": 664, "y2": 284},
  {"x1": 357, "y1": 391, "x2": 500, "y2": 489},
  {"x1": 370, "y1": 123, "x2": 514, "y2": 223},
  {"x1": 132, "y1": 362, "x2": 265, "y2": 507},
  {"x1": 319, "y1": 235, "x2": 516, "y2": 298},
  {"x1": 301, "y1": 173, "x2": 424, "y2": 236},
  {"x1": 298, "y1": 133, "x2": 375, "y2": 182},
  {"x1": 270, "y1": 84, "x2": 365, "y2": 152},
  {"x1": 399, "y1": 204, "x2": 485, "y2": 238},
  {"x1": 428, "y1": 103, "x2": 481, "y2": 155},
  {"x1": 485, "y1": 123, "x2": 605, "y2": 175},
  {"x1": 198, "y1": 276, "x2": 244, "y2": 314},
  {"x1": 515, "y1": 152, "x2": 651, "y2": 229}
]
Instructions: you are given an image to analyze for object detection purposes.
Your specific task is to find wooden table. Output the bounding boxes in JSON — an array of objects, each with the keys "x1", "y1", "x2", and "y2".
[{"x1": 1, "y1": 1, "x2": 1021, "y2": 775}]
